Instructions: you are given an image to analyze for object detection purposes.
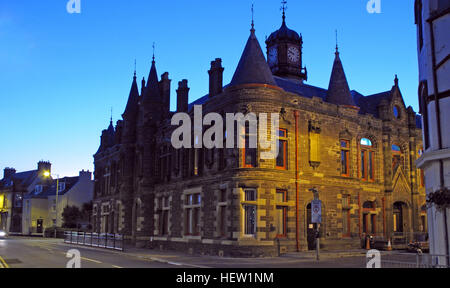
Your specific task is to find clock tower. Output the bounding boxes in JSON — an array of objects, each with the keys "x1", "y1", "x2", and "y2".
[{"x1": 266, "y1": 5, "x2": 307, "y2": 82}]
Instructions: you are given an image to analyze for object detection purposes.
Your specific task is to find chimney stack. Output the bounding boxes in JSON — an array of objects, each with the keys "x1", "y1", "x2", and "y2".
[
  {"x1": 3, "y1": 168, "x2": 16, "y2": 179},
  {"x1": 37, "y1": 161, "x2": 51, "y2": 175},
  {"x1": 177, "y1": 79, "x2": 190, "y2": 113},
  {"x1": 208, "y1": 58, "x2": 224, "y2": 98},
  {"x1": 79, "y1": 170, "x2": 92, "y2": 181},
  {"x1": 160, "y1": 72, "x2": 171, "y2": 115}
]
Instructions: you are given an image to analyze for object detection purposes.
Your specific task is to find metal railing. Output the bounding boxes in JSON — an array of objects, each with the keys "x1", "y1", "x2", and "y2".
[
  {"x1": 64, "y1": 231, "x2": 124, "y2": 251},
  {"x1": 380, "y1": 252, "x2": 450, "y2": 268}
]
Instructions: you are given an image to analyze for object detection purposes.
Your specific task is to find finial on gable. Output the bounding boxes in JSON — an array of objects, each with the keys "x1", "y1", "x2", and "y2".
[
  {"x1": 251, "y1": 3, "x2": 255, "y2": 33},
  {"x1": 335, "y1": 29, "x2": 339, "y2": 54},
  {"x1": 394, "y1": 74, "x2": 399, "y2": 86},
  {"x1": 152, "y1": 42, "x2": 156, "y2": 62}
]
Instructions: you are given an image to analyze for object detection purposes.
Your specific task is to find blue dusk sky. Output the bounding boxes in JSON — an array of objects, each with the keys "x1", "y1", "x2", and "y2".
[{"x1": 0, "y1": 0, "x2": 421, "y2": 177}]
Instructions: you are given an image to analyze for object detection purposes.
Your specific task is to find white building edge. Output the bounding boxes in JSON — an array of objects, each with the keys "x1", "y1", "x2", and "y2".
[{"x1": 415, "y1": 0, "x2": 450, "y2": 265}]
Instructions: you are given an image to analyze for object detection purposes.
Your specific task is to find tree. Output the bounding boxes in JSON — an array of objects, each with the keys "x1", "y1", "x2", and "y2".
[
  {"x1": 81, "y1": 201, "x2": 93, "y2": 228},
  {"x1": 62, "y1": 206, "x2": 82, "y2": 229}
]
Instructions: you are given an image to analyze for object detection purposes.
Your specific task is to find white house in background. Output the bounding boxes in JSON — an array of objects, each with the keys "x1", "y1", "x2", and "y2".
[
  {"x1": 415, "y1": 0, "x2": 450, "y2": 265},
  {"x1": 22, "y1": 170, "x2": 93, "y2": 235}
]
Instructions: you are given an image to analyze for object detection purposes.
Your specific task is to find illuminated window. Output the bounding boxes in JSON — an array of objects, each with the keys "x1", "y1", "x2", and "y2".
[
  {"x1": 360, "y1": 138, "x2": 375, "y2": 181},
  {"x1": 340, "y1": 140, "x2": 350, "y2": 177},
  {"x1": 276, "y1": 129, "x2": 288, "y2": 170},
  {"x1": 275, "y1": 190, "x2": 288, "y2": 237}
]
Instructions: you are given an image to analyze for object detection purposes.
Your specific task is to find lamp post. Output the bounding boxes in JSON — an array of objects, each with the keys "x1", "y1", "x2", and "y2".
[{"x1": 44, "y1": 171, "x2": 59, "y2": 238}]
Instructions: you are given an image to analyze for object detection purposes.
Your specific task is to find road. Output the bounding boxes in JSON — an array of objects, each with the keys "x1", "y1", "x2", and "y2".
[
  {"x1": 0, "y1": 237, "x2": 184, "y2": 268},
  {"x1": 0, "y1": 237, "x2": 421, "y2": 268}
]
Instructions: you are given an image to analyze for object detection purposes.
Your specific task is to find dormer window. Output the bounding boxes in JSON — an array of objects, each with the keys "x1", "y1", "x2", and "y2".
[
  {"x1": 58, "y1": 182, "x2": 66, "y2": 192},
  {"x1": 35, "y1": 185, "x2": 43, "y2": 194}
]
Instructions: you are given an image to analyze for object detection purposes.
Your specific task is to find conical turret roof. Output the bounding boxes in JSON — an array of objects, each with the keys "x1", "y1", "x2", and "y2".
[
  {"x1": 327, "y1": 50, "x2": 355, "y2": 106},
  {"x1": 122, "y1": 73, "x2": 139, "y2": 118},
  {"x1": 230, "y1": 27, "x2": 277, "y2": 87}
]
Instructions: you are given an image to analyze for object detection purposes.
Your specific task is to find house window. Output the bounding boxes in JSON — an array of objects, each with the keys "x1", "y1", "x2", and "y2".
[
  {"x1": 14, "y1": 194, "x2": 23, "y2": 208},
  {"x1": 340, "y1": 140, "x2": 350, "y2": 177},
  {"x1": 360, "y1": 138, "x2": 375, "y2": 181},
  {"x1": 35, "y1": 185, "x2": 43, "y2": 194},
  {"x1": 243, "y1": 189, "x2": 257, "y2": 236},
  {"x1": 217, "y1": 189, "x2": 227, "y2": 237},
  {"x1": 243, "y1": 125, "x2": 257, "y2": 168},
  {"x1": 185, "y1": 193, "x2": 201, "y2": 236},
  {"x1": 276, "y1": 129, "x2": 288, "y2": 170},
  {"x1": 275, "y1": 190, "x2": 288, "y2": 237}
]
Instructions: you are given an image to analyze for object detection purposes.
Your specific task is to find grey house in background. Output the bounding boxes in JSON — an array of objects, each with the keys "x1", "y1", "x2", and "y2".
[{"x1": 22, "y1": 170, "x2": 94, "y2": 235}]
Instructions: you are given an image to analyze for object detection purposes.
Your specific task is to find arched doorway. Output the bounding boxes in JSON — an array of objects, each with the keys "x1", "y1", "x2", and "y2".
[{"x1": 393, "y1": 202, "x2": 407, "y2": 233}]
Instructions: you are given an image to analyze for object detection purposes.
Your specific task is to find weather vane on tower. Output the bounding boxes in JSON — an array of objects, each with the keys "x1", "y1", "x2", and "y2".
[
  {"x1": 251, "y1": 3, "x2": 255, "y2": 31},
  {"x1": 281, "y1": 0, "x2": 288, "y2": 21}
]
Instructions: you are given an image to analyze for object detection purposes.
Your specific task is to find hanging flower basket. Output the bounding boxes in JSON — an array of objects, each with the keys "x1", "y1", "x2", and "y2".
[{"x1": 427, "y1": 188, "x2": 450, "y2": 209}]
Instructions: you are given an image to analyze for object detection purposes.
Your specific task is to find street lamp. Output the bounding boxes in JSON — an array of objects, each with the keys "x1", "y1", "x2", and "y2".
[{"x1": 43, "y1": 171, "x2": 59, "y2": 239}]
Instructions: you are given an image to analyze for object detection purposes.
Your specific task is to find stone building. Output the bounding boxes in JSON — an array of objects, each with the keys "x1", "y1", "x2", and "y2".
[
  {"x1": 93, "y1": 11, "x2": 426, "y2": 256},
  {"x1": 415, "y1": 0, "x2": 450, "y2": 264}
]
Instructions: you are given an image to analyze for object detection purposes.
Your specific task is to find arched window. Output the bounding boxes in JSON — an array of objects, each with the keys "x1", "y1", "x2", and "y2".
[
  {"x1": 360, "y1": 138, "x2": 375, "y2": 181},
  {"x1": 393, "y1": 106, "x2": 400, "y2": 119},
  {"x1": 417, "y1": 147, "x2": 425, "y2": 187},
  {"x1": 392, "y1": 144, "x2": 404, "y2": 172}
]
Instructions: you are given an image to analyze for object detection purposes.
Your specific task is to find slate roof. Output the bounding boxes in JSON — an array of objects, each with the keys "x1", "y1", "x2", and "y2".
[
  {"x1": 327, "y1": 51, "x2": 356, "y2": 106},
  {"x1": 144, "y1": 60, "x2": 161, "y2": 101},
  {"x1": 229, "y1": 28, "x2": 277, "y2": 87},
  {"x1": 353, "y1": 90, "x2": 390, "y2": 118},
  {"x1": 24, "y1": 176, "x2": 79, "y2": 199},
  {"x1": 274, "y1": 76, "x2": 328, "y2": 100},
  {"x1": 0, "y1": 170, "x2": 38, "y2": 189},
  {"x1": 123, "y1": 73, "x2": 139, "y2": 118}
]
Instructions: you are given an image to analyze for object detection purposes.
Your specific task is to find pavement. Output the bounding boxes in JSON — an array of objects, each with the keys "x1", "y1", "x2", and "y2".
[{"x1": 0, "y1": 236, "x2": 418, "y2": 268}]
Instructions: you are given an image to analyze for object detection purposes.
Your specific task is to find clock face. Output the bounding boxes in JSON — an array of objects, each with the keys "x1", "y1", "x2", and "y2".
[
  {"x1": 268, "y1": 47, "x2": 278, "y2": 65},
  {"x1": 287, "y1": 46, "x2": 300, "y2": 64}
]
